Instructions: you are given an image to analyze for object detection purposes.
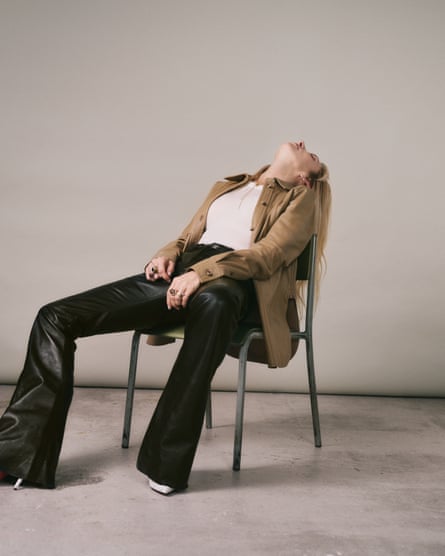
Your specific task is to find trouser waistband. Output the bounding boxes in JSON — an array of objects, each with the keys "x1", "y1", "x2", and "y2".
[{"x1": 177, "y1": 243, "x2": 233, "y2": 273}]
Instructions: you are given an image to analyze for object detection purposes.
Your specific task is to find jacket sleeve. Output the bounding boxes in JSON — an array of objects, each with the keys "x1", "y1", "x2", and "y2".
[{"x1": 190, "y1": 185, "x2": 317, "y2": 283}]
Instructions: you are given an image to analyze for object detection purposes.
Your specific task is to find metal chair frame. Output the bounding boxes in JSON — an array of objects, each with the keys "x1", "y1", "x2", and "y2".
[{"x1": 121, "y1": 234, "x2": 321, "y2": 471}]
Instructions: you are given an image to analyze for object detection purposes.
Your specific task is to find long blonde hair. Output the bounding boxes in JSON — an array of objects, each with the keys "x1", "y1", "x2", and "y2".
[{"x1": 296, "y1": 162, "x2": 332, "y2": 311}]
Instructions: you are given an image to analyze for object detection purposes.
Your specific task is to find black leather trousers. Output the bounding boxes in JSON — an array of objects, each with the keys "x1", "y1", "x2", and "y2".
[{"x1": 0, "y1": 247, "x2": 253, "y2": 489}]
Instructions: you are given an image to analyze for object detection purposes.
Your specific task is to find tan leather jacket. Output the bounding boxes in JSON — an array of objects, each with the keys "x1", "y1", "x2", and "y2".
[{"x1": 151, "y1": 171, "x2": 317, "y2": 367}]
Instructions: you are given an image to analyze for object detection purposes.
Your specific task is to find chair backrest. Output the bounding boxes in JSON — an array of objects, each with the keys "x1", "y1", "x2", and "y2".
[
  {"x1": 298, "y1": 234, "x2": 317, "y2": 332},
  {"x1": 296, "y1": 234, "x2": 316, "y2": 281}
]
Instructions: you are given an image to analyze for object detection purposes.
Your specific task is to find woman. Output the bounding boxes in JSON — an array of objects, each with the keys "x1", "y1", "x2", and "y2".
[{"x1": 0, "y1": 141, "x2": 331, "y2": 494}]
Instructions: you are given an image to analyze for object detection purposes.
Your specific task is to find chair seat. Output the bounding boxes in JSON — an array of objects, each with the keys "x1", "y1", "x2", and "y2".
[
  {"x1": 144, "y1": 325, "x2": 186, "y2": 340},
  {"x1": 141, "y1": 322, "x2": 304, "y2": 345}
]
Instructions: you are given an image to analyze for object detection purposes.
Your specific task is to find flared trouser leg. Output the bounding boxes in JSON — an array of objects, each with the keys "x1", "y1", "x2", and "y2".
[
  {"x1": 0, "y1": 274, "x2": 182, "y2": 487},
  {"x1": 137, "y1": 277, "x2": 251, "y2": 490}
]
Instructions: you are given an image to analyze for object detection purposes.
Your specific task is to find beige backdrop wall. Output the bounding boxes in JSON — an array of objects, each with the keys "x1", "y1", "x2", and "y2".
[{"x1": 0, "y1": 0, "x2": 444, "y2": 396}]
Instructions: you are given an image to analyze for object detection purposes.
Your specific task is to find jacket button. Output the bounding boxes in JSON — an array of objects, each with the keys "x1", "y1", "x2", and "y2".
[{"x1": 261, "y1": 201, "x2": 267, "y2": 206}]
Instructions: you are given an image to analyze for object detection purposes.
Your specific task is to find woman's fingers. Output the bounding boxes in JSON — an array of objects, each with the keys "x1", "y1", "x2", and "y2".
[
  {"x1": 145, "y1": 260, "x2": 200, "y2": 308},
  {"x1": 167, "y1": 271, "x2": 200, "y2": 310},
  {"x1": 145, "y1": 261, "x2": 158, "y2": 281},
  {"x1": 167, "y1": 259, "x2": 175, "y2": 279},
  {"x1": 167, "y1": 287, "x2": 186, "y2": 310},
  {"x1": 145, "y1": 257, "x2": 175, "y2": 282}
]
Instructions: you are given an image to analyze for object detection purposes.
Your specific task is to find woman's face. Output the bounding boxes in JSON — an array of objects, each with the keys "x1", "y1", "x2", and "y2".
[{"x1": 277, "y1": 141, "x2": 321, "y2": 177}]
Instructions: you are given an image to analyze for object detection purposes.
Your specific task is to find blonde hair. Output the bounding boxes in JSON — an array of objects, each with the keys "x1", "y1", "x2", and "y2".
[{"x1": 296, "y1": 162, "x2": 332, "y2": 312}]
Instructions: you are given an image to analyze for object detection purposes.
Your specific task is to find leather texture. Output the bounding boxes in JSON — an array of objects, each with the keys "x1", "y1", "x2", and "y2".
[{"x1": 0, "y1": 249, "x2": 253, "y2": 488}]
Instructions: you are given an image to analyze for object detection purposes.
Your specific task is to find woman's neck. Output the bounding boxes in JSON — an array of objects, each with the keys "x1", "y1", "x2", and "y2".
[{"x1": 256, "y1": 165, "x2": 299, "y2": 186}]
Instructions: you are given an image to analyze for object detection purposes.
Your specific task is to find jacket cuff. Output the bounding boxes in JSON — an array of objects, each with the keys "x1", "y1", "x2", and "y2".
[{"x1": 190, "y1": 260, "x2": 224, "y2": 283}]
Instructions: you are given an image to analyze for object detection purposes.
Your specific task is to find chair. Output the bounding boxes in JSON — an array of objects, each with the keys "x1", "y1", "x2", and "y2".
[{"x1": 121, "y1": 234, "x2": 321, "y2": 471}]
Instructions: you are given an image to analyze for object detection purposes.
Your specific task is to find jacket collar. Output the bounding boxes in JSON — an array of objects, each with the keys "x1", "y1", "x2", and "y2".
[{"x1": 224, "y1": 165, "x2": 297, "y2": 191}]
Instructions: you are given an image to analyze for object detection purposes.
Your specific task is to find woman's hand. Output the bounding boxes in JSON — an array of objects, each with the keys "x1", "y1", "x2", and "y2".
[
  {"x1": 167, "y1": 271, "x2": 201, "y2": 310},
  {"x1": 145, "y1": 257, "x2": 175, "y2": 282}
]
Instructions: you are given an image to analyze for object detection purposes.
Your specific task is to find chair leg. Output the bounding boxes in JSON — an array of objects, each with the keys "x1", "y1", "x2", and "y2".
[
  {"x1": 305, "y1": 337, "x2": 322, "y2": 448},
  {"x1": 232, "y1": 340, "x2": 250, "y2": 471},
  {"x1": 205, "y1": 388, "x2": 213, "y2": 429},
  {"x1": 122, "y1": 330, "x2": 142, "y2": 449}
]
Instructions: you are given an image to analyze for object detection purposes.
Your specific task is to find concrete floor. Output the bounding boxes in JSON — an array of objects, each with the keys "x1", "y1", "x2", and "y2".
[{"x1": 1, "y1": 386, "x2": 444, "y2": 556}]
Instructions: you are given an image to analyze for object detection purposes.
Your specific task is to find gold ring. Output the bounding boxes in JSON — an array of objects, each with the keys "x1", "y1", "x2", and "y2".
[
  {"x1": 169, "y1": 288, "x2": 177, "y2": 296},
  {"x1": 151, "y1": 265, "x2": 158, "y2": 273}
]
